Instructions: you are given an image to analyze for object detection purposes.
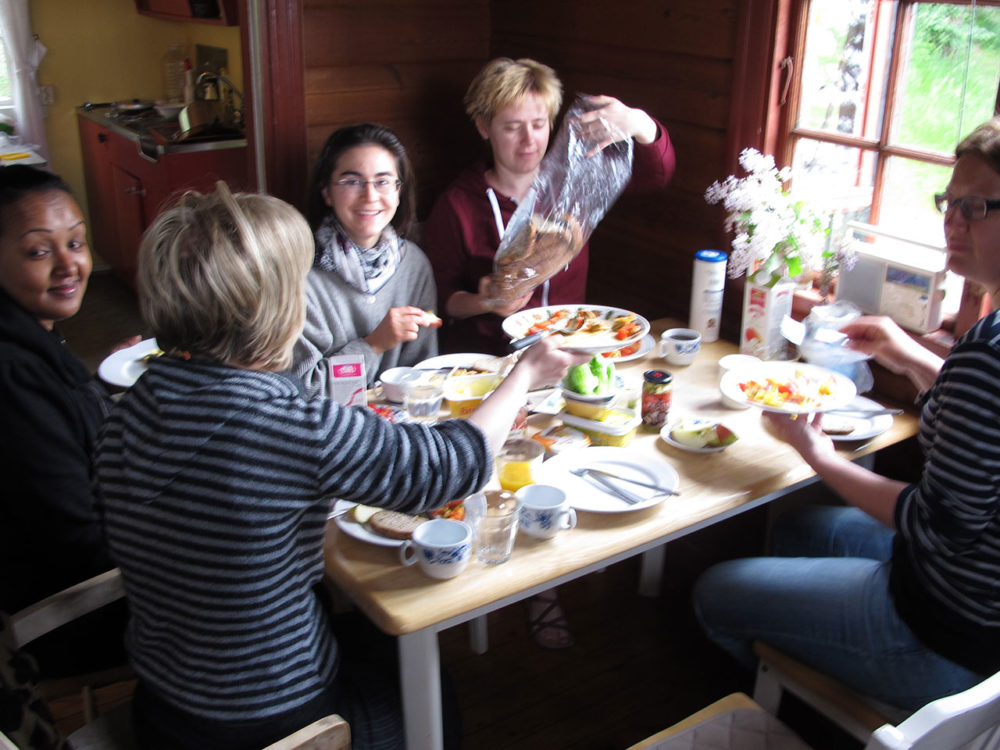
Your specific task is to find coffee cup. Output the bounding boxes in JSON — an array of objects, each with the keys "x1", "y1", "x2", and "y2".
[
  {"x1": 516, "y1": 484, "x2": 576, "y2": 540},
  {"x1": 658, "y1": 328, "x2": 702, "y2": 366},
  {"x1": 398, "y1": 518, "x2": 471, "y2": 579}
]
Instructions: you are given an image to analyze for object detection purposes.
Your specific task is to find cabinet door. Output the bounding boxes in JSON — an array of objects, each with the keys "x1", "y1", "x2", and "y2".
[
  {"x1": 77, "y1": 116, "x2": 120, "y2": 271},
  {"x1": 111, "y1": 165, "x2": 147, "y2": 288}
]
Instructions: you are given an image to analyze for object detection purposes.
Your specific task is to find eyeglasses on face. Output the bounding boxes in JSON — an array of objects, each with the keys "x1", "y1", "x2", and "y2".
[
  {"x1": 332, "y1": 177, "x2": 402, "y2": 195},
  {"x1": 934, "y1": 193, "x2": 1000, "y2": 221}
]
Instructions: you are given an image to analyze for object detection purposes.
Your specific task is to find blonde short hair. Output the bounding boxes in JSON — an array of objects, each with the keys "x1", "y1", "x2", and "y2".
[
  {"x1": 138, "y1": 183, "x2": 313, "y2": 371},
  {"x1": 464, "y1": 57, "x2": 563, "y2": 128}
]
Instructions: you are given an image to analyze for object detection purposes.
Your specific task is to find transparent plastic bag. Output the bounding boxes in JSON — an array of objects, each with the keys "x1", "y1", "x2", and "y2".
[
  {"x1": 487, "y1": 95, "x2": 634, "y2": 304},
  {"x1": 798, "y1": 300, "x2": 874, "y2": 392}
]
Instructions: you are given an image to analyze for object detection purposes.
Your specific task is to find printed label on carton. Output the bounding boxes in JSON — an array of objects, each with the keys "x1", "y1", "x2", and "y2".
[{"x1": 328, "y1": 356, "x2": 366, "y2": 406}]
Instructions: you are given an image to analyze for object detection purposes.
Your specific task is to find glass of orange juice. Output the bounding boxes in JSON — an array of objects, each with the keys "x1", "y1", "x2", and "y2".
[{"x1": 495, "y1": 437, "x2": 544, "y2": 492}]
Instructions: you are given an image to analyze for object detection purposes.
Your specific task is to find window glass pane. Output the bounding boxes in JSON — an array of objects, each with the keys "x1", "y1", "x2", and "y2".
[
  {"x1": 878, "y1": 156, "x2": 950, "y2": 245},
  {"x1": 791, "y1": 138, "x2": 875, "y2": 211},
  {"x1": 798, "y1": 0, "x2": 881, "y2": 137},
  {"x1": 0, "y1": 39, "x2": 10, "y2": 103},
  {"x1": 893, "y1": 3, "x2": 1000, "y2": 152}
]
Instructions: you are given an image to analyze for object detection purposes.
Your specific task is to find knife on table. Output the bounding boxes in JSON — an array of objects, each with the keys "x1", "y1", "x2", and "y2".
[{"x1": 584, "y1": 467, "x2": 680, "y2": 496}]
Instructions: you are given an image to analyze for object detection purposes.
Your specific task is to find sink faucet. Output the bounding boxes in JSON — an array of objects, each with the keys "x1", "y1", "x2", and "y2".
[{"x1": 195, "y1": 71, "x2": 244, "y2": 128}]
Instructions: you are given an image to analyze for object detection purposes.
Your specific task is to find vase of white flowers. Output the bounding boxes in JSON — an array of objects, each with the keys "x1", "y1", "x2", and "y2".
[{"x1": 705, "y1": 148, "x2": 828, "y2": 359}]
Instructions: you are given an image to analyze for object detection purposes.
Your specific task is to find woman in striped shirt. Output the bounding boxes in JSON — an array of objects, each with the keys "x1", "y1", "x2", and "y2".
[
  {"x1": 693, "y1": 116, "x2": 1000, "y2": 709},
  {"x1": 93, "y1": 184, "x2": 586, "y2": 749}
]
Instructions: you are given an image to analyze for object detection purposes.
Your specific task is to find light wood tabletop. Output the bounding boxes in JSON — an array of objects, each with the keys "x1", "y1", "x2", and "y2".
[{"x1": 323, "y1": 317, "x2": 919, "y2": 750}]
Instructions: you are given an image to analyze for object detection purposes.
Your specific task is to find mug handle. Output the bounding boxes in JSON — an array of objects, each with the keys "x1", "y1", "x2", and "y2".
[
  {"x1": 399, "y1": 540, "x2": 418, "y2": 567},
  {"x1": 560, "y1": 507, "x2": 578, "y2": 531},
  {"x1": 657, "y1": 338, "x2": 669, "y2": 357}
]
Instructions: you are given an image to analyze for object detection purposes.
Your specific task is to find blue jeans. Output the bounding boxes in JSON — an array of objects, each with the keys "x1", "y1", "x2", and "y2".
[{"x1": 693, "y1": 505, "x2": 984, "y2": 709}]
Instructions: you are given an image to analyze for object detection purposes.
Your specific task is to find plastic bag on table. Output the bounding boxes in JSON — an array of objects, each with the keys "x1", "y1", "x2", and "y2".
[
  {"x1": 486, "y1": 95, "x2": 634, "y2": 305},
  {"x1": 798, "y1": 300, "x2": 874, "y2": 393}
]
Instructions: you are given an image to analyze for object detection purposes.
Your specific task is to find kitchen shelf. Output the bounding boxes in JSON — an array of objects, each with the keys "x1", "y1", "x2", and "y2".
[{"x1": 134, "y1": 0, "x2": 238, "y2": 26}]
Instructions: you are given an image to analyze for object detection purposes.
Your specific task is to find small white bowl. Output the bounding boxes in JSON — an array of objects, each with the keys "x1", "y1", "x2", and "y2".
[
  {"x1": 718, "y1": 354, "x2": 762, "y2": 376},
  {"x1": 379, "y1": 367, "x2": 422, "y2": 403},
  {"x1": 154, "y1": 101, "x2": 185, "y2": 119}
]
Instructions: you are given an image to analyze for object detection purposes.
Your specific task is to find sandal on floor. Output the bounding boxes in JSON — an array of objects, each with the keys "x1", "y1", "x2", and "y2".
[{"x1": 525, "y1": 597, "x2": 575, "y2": 650}]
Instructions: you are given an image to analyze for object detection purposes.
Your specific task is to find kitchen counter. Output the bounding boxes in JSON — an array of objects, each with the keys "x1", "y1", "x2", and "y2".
[{"x1": 77, "y1": 105, "x2": 247, "y2": 159}]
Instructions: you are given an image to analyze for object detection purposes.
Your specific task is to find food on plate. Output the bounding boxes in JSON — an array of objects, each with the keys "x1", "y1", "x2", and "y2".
[
  {"x1": 739, "y1": 369, "x2": 838, "y2": 410},
  {"x1": 531, "y1": 424, "x2": 591, "y2": 455},
  {"x1": 351, "y1": 504, "x2": 381, "y2": 523},
  {"x1": 367, "y1": 509, "x2": 427, "y2": 540},
  {"x1": 140, "y1": 347, "x2": 165, "y2": 363},
  {"x1": 508, "y1": 306, "x2": 646, "y2": 351},
  {"x1": 367, "y1": 403, "x2": 403, "y2": 422},
  {"x1": 670, "y1": 418, "x2": 739, "y2": 449},
  {"x1": 422, "y1": 310, "x2": 443, "y2": 327},
  {"x1": 602, "y1": 340, "x2": 642, "y2": 359},
  {"x1": 489, "y1": 213, "x2": 584, "y2": 301},
  {"x1": 565, "y1": 355, "x2": 615, "y2": 396},
  {"x1": 430, "y1": 499, "x2": 466, "y2": 521},
  {"x1": 821, "y1": 417, "x2": 856, "y2": 436}
]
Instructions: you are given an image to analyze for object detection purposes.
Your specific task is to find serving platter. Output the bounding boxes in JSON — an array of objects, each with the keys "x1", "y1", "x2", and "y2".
[
  {"x1": 536, "y1": 446, "x2": 679, "y2": 513},
  {"x1": 502, "y1": 305, "x2": 650, "y2": 354},
  {"x1": 719, "y1": 361, "x2": 856, "y2": 414},
  {"x1": 98, "y1": 338, "x2": 160, "y2": 388}
]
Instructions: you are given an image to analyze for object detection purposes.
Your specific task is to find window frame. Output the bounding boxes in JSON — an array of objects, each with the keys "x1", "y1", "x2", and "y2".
[{"x1": 742, "y1": 0, "x2": 999, "y2": 342}]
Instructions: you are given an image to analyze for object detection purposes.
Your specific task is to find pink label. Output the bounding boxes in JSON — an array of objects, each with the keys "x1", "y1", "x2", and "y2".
[{"x1": 331, "y1": 363, "x2": 362, "y2": 378}]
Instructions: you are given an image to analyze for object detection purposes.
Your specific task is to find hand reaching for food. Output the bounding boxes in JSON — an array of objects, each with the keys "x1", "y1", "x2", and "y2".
[
  {"x1": 365, "y1": 306, "x2": 438, "y2": 354},
  {"x1": 109, "y1": 335, "x2": 143, "y2": 355}
]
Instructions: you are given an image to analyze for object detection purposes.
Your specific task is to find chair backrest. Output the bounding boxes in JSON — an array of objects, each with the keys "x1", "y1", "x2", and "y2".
[
  {"x1": 11, "y1": 569, "x2": 126, "y2": 647},
  {"x1": 865, "y1": 670, "x2": 1000, "y2": 750},
  {"x1": 261, "y1": 714, "x2": 351, "y2": 750}
]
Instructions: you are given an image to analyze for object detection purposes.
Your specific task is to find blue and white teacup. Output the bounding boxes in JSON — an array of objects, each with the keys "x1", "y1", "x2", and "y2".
[
  {"x1": 516, "y1": 484, "x2": 577, "y2": 540},
  {"x1": 399, "y1": 519, "x2": 471, "y2": 579},
  {"x1": 658, "y1": 328, "x2": 702, "y2": 366}
]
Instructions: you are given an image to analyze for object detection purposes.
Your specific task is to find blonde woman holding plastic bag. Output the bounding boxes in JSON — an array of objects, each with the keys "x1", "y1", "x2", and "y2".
[{"x1": 425, "y1": 57, "x2": 676, "y2": 357}]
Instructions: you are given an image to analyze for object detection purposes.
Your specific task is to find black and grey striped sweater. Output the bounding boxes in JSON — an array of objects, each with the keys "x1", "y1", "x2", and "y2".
[
  {"x1": 94, "y1": 356, "x2": 489, "y2": 721},
  {"x1": 891, "y1": 308, "x2": 1000, "y2": 674}
]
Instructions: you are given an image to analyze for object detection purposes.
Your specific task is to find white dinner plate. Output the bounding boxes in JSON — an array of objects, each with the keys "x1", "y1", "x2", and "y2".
[
  {"x1": 331, "y1": 500, "x2": 404, "y2": 548},
  {"x1": 659, "y1": 420, "x2": 730, "y2": 453},
  {"x1": 502, "y1": 305, "x2": 650, "y2": 354},
  {"x1": 602, "y1": 333, "x2": 655, "y2": 363},
  {"x1": 98, "y1": 338, "x2": 160, "y2": 388},
  {"x1": 416, "y1": 353, "x2": 491, "y2": 371},
  {"x1": 822, "y1": 396, "x2": 895, "y2": 442},
  {"x1": 536, "y1": 446, "x2": 680, "y2": 513},
  {"x1": 719, "y1": 361, "x2": 856, "y2": 414}
]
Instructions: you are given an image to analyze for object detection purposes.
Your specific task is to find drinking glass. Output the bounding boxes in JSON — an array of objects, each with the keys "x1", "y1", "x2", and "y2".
[
  {"x1": 494, "y1": 437, "x2": 544, "y2": 492},
  {"x1": 403, "y1": 376, "x2": 444, "y2": 425},
  {"x1": 473, "y1": 489, "x2": 520, "y2": 565}
]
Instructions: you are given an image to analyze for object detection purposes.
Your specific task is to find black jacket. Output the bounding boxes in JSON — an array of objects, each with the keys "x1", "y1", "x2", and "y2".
[{"x1": 0, "y1": 288, "x2": 114, "y2": 613}]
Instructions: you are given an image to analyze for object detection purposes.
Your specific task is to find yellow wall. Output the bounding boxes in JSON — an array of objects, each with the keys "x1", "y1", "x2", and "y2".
[{"x1": 29, "y1": 0, "x2": 242, "y2": 257}]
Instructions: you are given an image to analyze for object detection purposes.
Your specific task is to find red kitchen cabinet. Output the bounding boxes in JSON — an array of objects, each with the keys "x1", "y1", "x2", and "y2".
[{"x1": 77, "y1": 108, "x2": 248, "y2": 288}]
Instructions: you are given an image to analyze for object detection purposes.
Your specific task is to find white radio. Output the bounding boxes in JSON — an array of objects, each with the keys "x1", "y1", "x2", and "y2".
[{"x1": 835, "y1": 222, "x2": 949, "y2": 334}]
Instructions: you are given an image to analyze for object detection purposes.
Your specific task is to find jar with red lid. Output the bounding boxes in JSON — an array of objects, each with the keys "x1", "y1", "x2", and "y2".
[{"x1": 641, "y1": 370, "x2": 673, "y2": 427}]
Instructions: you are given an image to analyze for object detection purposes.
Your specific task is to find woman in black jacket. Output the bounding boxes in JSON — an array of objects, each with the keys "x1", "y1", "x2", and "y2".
[{"x1": 0, "y1": 165, "x2": 131, "y2": 676}]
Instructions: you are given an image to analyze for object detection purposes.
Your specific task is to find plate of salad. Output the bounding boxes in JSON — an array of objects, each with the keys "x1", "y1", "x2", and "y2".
[
  {"x1": 719, "y1": 362, "x2": 856, "y2": 414},
  {"x1": 502, "y1": 305, "x2": 650, "y2": 354}
]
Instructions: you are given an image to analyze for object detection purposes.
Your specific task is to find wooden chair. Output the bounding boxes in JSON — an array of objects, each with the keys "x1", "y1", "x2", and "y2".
[
  {"x1": 5, "y1": 569, "x2": 351, "y2": 750},
  {"x1": 627, "y1": 642, "x2": 1000, "y2": 750}
]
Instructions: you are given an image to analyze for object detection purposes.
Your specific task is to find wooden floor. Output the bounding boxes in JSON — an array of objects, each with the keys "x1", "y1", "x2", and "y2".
[{"x1": 60, "y1": 270, "x2": 867, "y2": 749}]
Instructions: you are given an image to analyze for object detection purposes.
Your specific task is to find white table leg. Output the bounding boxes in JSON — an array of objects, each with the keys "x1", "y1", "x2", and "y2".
[
  {"x1": 469, "y1": 614, "x2": 488, "y2": 654},
  {"x1": 638, "y1": 544, "x2": 665, "y2": 597},
  {"x1": 399, "y1": 628, "x2": 443, "y2": 750}
]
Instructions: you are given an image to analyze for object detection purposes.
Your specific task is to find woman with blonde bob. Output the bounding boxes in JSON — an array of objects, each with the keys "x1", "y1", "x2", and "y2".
[{"x1": 94, "y1": 183, "x2": 586, "y2": 750}]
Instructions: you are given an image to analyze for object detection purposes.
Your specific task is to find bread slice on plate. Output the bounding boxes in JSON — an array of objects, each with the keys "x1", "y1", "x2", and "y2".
[{"x1": 368, "y1": 509, "x2": 427, "y2": 540}]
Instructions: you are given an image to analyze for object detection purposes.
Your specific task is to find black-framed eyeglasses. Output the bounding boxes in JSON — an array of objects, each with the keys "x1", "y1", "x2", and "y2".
[
  {"x1": 934, "y1": 193, "x2": 1000, "y2": 221},
  {"x1": 332, "y1": 177, "x2": 402, "y2": 195}
]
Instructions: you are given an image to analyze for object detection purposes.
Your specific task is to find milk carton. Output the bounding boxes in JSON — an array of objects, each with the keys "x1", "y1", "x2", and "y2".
[
  {"x1": 328, "y1": 355, "x2": 367, "y2": 406},
  {"x1": 740, "y1": 280, "x2": 794, "y2": 360}
]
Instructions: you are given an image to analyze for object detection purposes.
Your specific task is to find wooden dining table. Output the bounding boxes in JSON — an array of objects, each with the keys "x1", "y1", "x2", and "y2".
[{"x1": 323, "y1": 317, "x2": 920, "y2": 750}]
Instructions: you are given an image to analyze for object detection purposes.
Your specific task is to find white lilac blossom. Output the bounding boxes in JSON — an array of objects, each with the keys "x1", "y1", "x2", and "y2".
[{"x1": 705, "y1": 148, "x2": 828, "y2": 286}]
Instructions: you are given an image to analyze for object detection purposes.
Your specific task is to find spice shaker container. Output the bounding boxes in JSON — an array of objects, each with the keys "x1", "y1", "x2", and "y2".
[
  {"x1": 641, "y1": 370, "x2": 673, "y2": 428},
  {"x1": 689, "y1": 249, "x2": 727, "y2": 343}
]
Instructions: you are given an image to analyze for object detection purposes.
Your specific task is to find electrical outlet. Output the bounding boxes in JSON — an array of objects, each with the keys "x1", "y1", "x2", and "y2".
[{"x1": 40, "y1": 85, "x2": 55, "y2": 105}]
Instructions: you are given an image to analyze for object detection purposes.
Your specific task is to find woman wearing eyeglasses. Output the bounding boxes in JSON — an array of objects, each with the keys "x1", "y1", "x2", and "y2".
[
  {"x1": 693, "y1": 116, "x2": 1000, "y2": 709},
  {"x1": 291, "y1": 123, "x2": 440, "y2": 396}
]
